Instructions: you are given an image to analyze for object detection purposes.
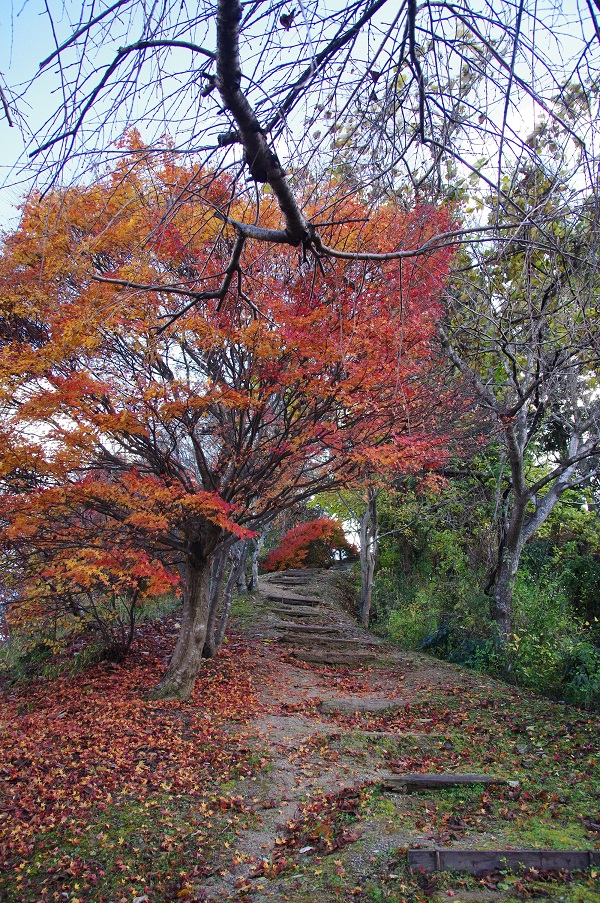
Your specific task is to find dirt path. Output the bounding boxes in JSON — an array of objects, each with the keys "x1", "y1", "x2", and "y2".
[{"x1": 199, "y1": 568, "x2": 563, "y2": 902}]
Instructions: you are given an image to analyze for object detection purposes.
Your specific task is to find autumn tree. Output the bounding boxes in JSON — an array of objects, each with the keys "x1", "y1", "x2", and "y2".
[
  {"x1": 261, "y1": 517, "x2": 356, "y2": 572},
  {"x1": 0, "y1": 150, "x2": 454, "y2": 698},
  {"x1": 1, "y1": 498, "x2": 179, "y2": 659}
]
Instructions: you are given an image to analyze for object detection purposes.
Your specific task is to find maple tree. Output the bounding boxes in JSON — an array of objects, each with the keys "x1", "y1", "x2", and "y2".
[
  {"x1": 261, "y1": 517, "x2": 356, "y2": 573},
  {"x1": 2, "y1": 494, "x2": 179, "y2": 658},
  {"x1": 0, "y1": 148, "x2": 454, "y2": 698}
]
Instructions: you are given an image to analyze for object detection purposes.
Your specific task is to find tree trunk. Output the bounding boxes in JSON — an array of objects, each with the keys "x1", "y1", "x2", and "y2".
[
  {"x1": 202, "y1": 545, "x2": 229, "y2": 659},
  {"x1": 213, "y1": 542, "x2": 247, "y2": 654},
  {"x1": 149, "y1": 544, "x2": 215, "y2": 700},
  {"x1": 236, "y1": 539, "x2": 249, "y2": 591},
  {"x1": 248, "y1": 523, "x2": 270, "y2": 590},
  {"x1": 360, "y1": 486, "x2": 379, "y2": 628},
  {"x1": 491, "y1": 498, "x2": 527, "y2": 644}
]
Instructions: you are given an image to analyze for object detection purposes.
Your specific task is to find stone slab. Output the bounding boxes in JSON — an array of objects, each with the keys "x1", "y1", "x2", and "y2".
[
  {"x1": 266, "y1": 594, "x2": 321, "y2": 605},
  {"x1": 268, "y1": 577, "x2": 311, "y2": 584},
  {"x1": 320, "y1": 696, "x2": 407, "y2": 714},
  {"x1": 352, "y1": 730, "x2": 444, "y2": 743},
  {"x1": 280, "y1": 633, "x2": 364, "y2": 647},
  {"x1": 272, "y1": 622, "x2": 338, "y2": 634},
  {"x1": 268, "y1": 606, "x2": 321, "y2": 618},
  {"x1": 408, "y1": 848, "x2": 600, "y2": 875},
  {"x1": 293, "y1": 650, "x2": 378, "y2": 666}
]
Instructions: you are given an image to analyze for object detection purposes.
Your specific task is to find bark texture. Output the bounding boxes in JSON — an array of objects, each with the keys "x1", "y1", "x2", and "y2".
[
  {"x1": 149, "y1": 539, "x2": 218, "y2": 699},
  {"x1": 202, "y1": 545, "x2": 229, "y2": 659}
]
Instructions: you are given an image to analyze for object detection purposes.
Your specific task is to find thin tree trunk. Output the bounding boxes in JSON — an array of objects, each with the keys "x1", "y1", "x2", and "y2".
[
  {"x1": 149, "y1": 544, "x2": 214, "y2": 700},
  {"x1": 491, "y1": 497, "x2": 527, "y2": 644},
  {"x1": 249, "y1": 523, "x2": 270, "y2": 590},
  {"x1": 202, "y1": 545, "x2": 229, "y2": 659},
  {"x1": 360, "y1": 486, "x2": 379, "y2": 628},
  {"x1": 236, "y1": 539, "x2": 249, "y2": 591},
  {"x1": 213, "y1": 542, "x2": 247, "y2": 654}
]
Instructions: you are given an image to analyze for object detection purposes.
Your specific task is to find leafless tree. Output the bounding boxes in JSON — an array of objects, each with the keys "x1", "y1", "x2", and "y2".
[
  {"x1": 3, "y1": 0, "x2": 599, "y2": 294},
  {"x1": 439, "y1": 166, "x2": 600, "y2": 643}
]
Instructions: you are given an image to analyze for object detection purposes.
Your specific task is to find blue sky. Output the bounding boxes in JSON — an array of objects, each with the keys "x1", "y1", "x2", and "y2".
[{"x1": 1, "y1": 1, "x2": 68, "y2": 225}]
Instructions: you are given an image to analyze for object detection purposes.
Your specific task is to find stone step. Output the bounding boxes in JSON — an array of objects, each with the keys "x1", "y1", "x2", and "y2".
[
  {"x1": 268, "y1": 605, "x2": 322, "y2": 618},
  {"x1": 268, "y1": 576, "x2": 311, "y2": 585},
  {"x1": 382, "y1": 773, "x2": 517, "y2": 792},
  {"x1": 273, "y1": 568, "x2": 323, "y2": 577},
  {"x1": 266, "y1": 594, "x2": 321, "y2": 606},
  {"x1": 280, "y1": 633, "x2": 367, "y2": 647},
  {"x1": 320, "y1": 696, "x2": 407, "y2": 714},
  {"x1": 350, "y1": 730, "x2": 444, "y2": 745},
  {"x1": 293, "y1": 649, "x2": 379, "y2": 666},
  {"x1": 408, "y1": 848, "x2": 600, "y2": 876},
  {"x1": 272, "y1": 622, "x2": 339, "y2": 634}
]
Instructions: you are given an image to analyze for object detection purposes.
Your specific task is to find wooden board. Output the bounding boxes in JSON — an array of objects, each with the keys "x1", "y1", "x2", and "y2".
[
  {"x1": 382, "y1": 773, "x2": 516, "y2": 792},
  {"x1": 408, "y1": 848, "x2": 600, "y2": 875}
]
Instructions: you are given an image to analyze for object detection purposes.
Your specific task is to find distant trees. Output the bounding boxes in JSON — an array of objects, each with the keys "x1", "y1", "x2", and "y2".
[
  {"x1": 0, "y1": 149, "x2": 454, "y2": 697},
  {"x1": 439, "y1": 155, "x2": 600, "y2": 642}
]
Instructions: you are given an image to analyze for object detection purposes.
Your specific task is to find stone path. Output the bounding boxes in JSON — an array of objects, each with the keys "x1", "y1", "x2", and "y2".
[
  {"x1": 262, "y1": 568, "x2": 383, "y2": 667},
  {"x1": 199, "y1": 567, "x2": 599, "y2": 900}
]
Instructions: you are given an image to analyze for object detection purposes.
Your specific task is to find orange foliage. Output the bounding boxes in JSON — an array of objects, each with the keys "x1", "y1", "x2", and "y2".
[{"x1": 0, "y1": 142, "x2": 457, "y2": 679}]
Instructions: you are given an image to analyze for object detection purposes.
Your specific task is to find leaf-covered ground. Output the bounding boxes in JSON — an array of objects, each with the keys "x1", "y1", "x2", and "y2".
[{"x1": 1, "y1": 571, "x2": 599, "y2": 903}]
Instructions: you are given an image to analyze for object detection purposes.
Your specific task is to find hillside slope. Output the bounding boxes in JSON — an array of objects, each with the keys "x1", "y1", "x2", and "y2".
[{"x1": 1, "y1": 568, "x2": 599, "y2": 903}]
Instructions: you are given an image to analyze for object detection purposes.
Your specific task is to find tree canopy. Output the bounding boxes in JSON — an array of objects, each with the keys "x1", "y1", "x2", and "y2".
[{"x1": 0, "y1": 149, "x2": 455, "y2": 695}]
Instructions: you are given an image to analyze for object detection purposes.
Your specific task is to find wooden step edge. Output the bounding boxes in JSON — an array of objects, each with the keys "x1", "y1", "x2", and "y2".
[
  {"x1": 382, "y1": 773, "x2": 519, "y2": 791},
  {"x1": 408, "y1": 848, "x2": 600, "y2": 875},
  {"x1": 266, "y1": 595, "x2": 321, "y2": 605}
]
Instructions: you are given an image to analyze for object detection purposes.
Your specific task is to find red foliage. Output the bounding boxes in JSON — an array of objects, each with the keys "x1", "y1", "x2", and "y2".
[
  {"x1": 0, "y1": 619, "x2": 262, "y2": 894},
  {"x1": 0, "y1": 145, "x2": 458, "y2": 691},
  {"x1": 262, "y1": 517, "x2": 356, "y2": 571}
]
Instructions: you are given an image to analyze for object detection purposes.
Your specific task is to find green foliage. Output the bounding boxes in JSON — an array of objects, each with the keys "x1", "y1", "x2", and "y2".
[
  {"x1": 563, "y1": 642, "x2": 600, "y2": 709},
  {"x1": 373, "y1": 480, "x2": 600, "y2": 710},
  {"x1": 387, "y1": 585, "x2": 440, "y2": 649}
]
